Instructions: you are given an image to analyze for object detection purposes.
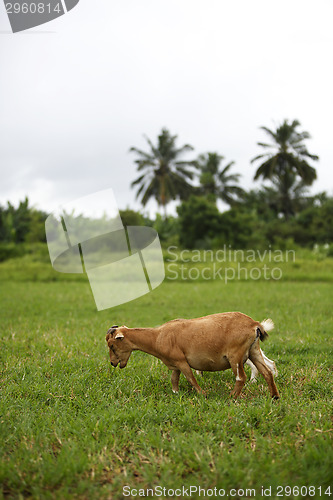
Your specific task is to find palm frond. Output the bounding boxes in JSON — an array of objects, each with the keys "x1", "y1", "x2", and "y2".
[
  {"x1": 130, "y1": 174, "x2": 146, "y2": 187},
  {"x1": 254, "y1": 156, "x2": 278, "y2": 180},
  {"x1": 260, "y1": 126, "x2": 277, "y2": 142},
  {"x1": 129, "y1": 146, "x2": 154, "y2": 160},
  {"x1": 251, "y1": 153, "x2": 270, "y2": 164},
  {"x1": 257, "y1": 142, "x2": 276, "y2": 149}
]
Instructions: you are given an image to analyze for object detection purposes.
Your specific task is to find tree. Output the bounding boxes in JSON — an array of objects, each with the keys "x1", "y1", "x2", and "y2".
[
  {"x1": 251, "y1": 119, "x2": 319, "y2": 219},
  {"x1": 2, "y1": 198, "x2": 31, "y2": 243},
  {"x1": 130, "y1": 128, "x2": 196, "y2": 218},
  {"x1": 177, "y1": 195, "x2": 221, "y2": 248},
  {"x1": 0, "y1": 197, "x2": 48, "y2": 244},
  {"x1": 119, "y1": 209, "x2": 146, "y2": 227},
  {"x1": 25, "y1": 208, "x2": 48, "y2": 243},
  {"x1": 296, "y1": 195, "x2": 333, "y2": 245},
  {"x1": 195, "y1": 152, "x2": 245, "y2": 205},
  {"x1": 269, "y1": 172, "x2": 311, "y2": 217}
]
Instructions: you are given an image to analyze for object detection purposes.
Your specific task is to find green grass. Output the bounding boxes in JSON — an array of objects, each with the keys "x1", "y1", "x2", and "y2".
[{"x1": 0, "y1": 260, "x2": 333, "y2": 499}]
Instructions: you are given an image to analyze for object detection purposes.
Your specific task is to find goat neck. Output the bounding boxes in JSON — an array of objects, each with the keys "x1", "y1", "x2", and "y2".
[{"x1": 126, "y1": 327, "x2": 160, "y2": 357}]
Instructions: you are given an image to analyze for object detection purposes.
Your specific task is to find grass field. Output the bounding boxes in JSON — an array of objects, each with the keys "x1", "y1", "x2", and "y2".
[{"x1": 0, "y1": 253, "x2": 333, "y2": 499}]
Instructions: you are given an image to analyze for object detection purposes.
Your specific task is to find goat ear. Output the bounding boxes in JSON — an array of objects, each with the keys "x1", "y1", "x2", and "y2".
[
  {"x1": 105, "y1": 333, "x2": 111, "y2": 341},
  {"x1": 115, "y1": 332, "x2": 124, "y2": 339}
]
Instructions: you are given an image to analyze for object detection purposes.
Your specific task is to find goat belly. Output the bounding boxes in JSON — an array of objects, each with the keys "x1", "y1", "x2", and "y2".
[{"x1": 186, "y1": 354, "x2": 231, "y2": 372}]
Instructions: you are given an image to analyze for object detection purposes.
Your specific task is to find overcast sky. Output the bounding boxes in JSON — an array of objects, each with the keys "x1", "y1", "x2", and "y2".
[{"x1": 0, "y1": 0, "x2": 332, "y2": 217}]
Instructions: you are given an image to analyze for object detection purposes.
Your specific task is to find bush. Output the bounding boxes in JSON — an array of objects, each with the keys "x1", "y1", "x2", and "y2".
[
  {"x1": 153, "y1": 214, "x2": 180, "y2": 247},
  {"x1": 0, "y1": 243, "x2": 49, "y2": 263},
  {"x1": 177, "y1": 196, "x2": 221, "y2": 249},
  {"x1": 119, "y1": 209, "x2": 147, "y2": 227},
  {"x1": 0, "y1": 243, "x2": 25, "y2": 262}
]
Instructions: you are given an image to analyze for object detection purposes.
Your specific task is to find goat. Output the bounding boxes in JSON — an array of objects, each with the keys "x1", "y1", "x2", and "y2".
[
  {"x1": 247, "y1": 350, "x2": 278, "y2": 382},
  {"x1": 105, "y1": 312, "x2": 279, "y2": 399},
  {"x1": 196, "y1": 348, "x2": 277, "y2": 382}
]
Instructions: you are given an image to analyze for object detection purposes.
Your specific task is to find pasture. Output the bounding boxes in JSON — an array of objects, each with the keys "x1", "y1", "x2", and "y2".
[{"x1": 0, "y1": 254, "x2": 332, "y2": 499}]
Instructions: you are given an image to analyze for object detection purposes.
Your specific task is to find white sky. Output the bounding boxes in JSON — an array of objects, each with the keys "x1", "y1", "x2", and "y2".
[{"x1": 0, "y1": 0, "x2": 332, "y2": 217}]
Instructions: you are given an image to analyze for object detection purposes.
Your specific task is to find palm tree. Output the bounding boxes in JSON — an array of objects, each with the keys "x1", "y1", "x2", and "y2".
[
  {"x1": 251, "y1": 119, "x2": 319, "y2": 219},
  {"x1": 270, "y1": 171, "x2": 311, "y2": 217},
  {"x1": 130, "y1": 128, "x2": 196, "y2": 218},
  {"x1": 196, "y1": 152, "x2": 245, "y2": 205}
]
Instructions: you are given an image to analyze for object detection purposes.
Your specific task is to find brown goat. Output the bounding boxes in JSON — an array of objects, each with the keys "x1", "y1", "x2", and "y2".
[{"x1": 105, "y1": 312, "x2": 279, "y2": 399}]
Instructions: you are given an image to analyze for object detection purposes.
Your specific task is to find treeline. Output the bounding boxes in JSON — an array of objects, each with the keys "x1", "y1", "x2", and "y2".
[
  {"x1": 1, "y1": 192, "x2": 332, "y2": 253},
  {"x1": 129, "y1": 121, "x2": 319, "y2": 221},
  {"x1": 149, "y1": 191, "x2": 333, "y2": 250},
  {"x1": 0, "y1": 198, "x2": 47, "y2": 244},
  {"x1": 1, "y1": 119, "x2": 332, "y2": 261},
  {"x1": 0, "y1": 189, "x2": 332, "y2": 262},
  {"x1": 128, "y1": 121, "x2": 332, "y2": 250},
  {"x1": 0, "y1": 198, "x2": 48, "y2": 261}
]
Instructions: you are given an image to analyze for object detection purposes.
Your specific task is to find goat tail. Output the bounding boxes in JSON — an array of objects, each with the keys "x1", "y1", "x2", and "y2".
[{"x1": 257, "y1": 318, "x2": 274, "y2": 342}]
